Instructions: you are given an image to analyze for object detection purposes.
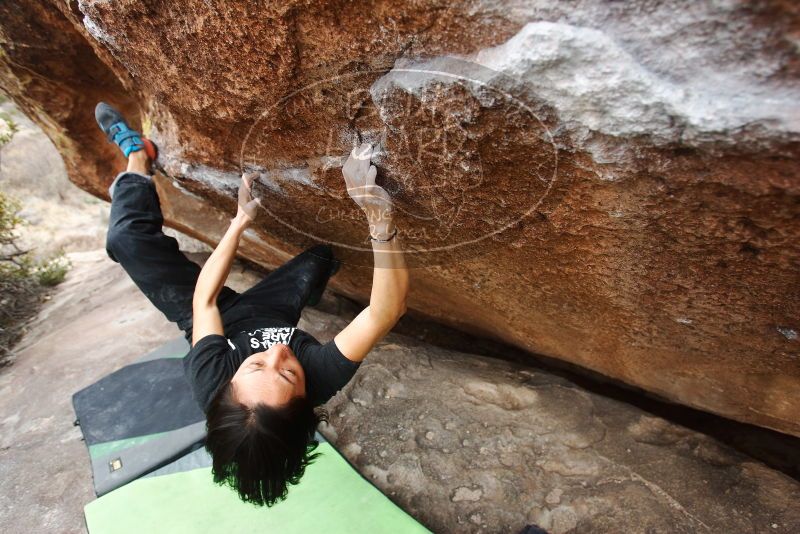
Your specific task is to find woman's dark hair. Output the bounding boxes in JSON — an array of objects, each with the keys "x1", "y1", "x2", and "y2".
[{"x1": 205, "y1": 382, "x2": 326, "y2": 506}]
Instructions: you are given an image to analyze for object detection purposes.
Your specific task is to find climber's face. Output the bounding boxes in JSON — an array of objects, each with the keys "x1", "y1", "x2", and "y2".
[{"x1": 230, "y1": 343, "x2": 306, "y2": 407}]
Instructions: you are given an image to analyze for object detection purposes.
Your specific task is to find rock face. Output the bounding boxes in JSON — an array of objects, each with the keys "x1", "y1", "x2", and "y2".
[{"x1": 1, "y1": 1, "x2": 799, "y2": 435}]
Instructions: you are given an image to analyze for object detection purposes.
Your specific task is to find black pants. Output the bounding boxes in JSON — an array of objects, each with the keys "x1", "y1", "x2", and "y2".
[{"x1": 105, "y1": 171, "x2": 334, "y2": 344}]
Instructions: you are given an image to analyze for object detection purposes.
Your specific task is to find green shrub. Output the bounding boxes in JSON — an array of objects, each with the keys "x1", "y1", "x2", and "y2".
[
  {"x1": 0, "y1": 189, "x2": 71, "y2": 363},
  {"x1": 0, "y1": 190, "x2": 26, "y2": 275},
  {"x1": 0, "y1": 114, "x2": 17, "y2": 145},
  {"x1": 33, "y1": 251, "x2": 71, "y2": 286}
]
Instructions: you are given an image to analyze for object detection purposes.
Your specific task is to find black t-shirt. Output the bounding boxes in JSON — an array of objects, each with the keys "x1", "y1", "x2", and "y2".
[{"x1": 183, "y1": 316, "x2": 360, "y2": 413}]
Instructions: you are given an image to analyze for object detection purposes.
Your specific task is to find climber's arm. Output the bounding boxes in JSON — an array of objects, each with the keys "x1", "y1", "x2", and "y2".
[
  {"x1": 191, "y1": 214, "x2": 248, "y2": 345},
  {"x1": 333, "y1": 143, "x2": 409, "y2": 362},
  {"x1": 334, "y1": 232, "x2": 408, "y2": 362},
  {"x1": 191, "y1": 174, "x2": 261, "y2": 346}
]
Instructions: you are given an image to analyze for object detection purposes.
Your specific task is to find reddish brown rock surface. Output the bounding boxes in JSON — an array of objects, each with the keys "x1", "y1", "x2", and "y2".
[{"x1": 1, "y1": 0, "x2": 798, "y2": 436}]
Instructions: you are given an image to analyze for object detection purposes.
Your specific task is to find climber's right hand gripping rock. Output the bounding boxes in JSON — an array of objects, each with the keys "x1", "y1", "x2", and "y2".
[{"x1": 342, "y1": 143, "x2": 395, "y2": 240}]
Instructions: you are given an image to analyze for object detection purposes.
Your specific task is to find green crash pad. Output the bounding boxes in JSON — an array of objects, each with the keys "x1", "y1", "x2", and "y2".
[{"x1": 85, "y1": 442, "x2": 430, "y2": 533}]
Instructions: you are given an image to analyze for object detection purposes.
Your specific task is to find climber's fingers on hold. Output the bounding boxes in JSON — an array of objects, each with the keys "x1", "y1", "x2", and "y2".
[
  {"x1": 241, "y1": 171, "x2": 258, "y2": 188},
  {"x1": 350, "y1": 142, "x2": 373, "y2": 178},
  {"x1": 351, "y1": 142, "x2": 373, "y2": 162},
  {"x1": 343, "y1": 143, "x2": 371, "y2": 187},
  {"x1": 239, "y1": 173, "x2": 261, "y2": 210},
  {"x1": 366, "y1": 164, "x2": 377, "y2": 186}
]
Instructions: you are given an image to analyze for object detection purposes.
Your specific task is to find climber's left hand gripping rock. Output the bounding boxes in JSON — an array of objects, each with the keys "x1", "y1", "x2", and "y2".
[{"x1": 237, "y1": 172, "x2": 262, "y2": 224}]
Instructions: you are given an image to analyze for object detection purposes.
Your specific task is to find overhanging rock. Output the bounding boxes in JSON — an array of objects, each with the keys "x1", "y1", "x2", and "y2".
[{"x1": 1, "y1": 0, "x2": 798, "y2": 436}]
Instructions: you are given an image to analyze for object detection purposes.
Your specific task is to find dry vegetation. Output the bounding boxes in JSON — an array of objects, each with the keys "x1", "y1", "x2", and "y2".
[{"x1": 0, "y1": 103, "x2": 71, "y2": 365}]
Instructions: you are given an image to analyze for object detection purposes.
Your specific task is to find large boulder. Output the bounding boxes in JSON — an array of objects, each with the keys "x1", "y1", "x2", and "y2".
[{"x1": 1, "y1": 0, "x2": 798, "y2": 436}]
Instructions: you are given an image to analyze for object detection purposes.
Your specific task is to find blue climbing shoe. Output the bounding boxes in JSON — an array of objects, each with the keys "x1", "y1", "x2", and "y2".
[{"x1": 94, "y1": 102, "x2": 157, "y2": 159}]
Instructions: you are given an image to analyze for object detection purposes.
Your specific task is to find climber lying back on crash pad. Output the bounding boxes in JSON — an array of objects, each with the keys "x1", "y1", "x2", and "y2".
[{"x1": 96, "y1": 101, "x2": 409, "y2": 506}]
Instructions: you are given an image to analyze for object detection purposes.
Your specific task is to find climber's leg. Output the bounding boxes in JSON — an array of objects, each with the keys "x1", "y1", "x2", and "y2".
[
  {"x1": 105, "y1": 168, "x2": 239, "y2": 342},
  {"x1": 125, "y1": 146, "x2": 149, "y2": 175},
  {"x1": 97, "y1": 100, "x2": 238, "y2": 341},
  {"x1": 225, "y1": 244, "x2": 339, "y2": 326}
]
